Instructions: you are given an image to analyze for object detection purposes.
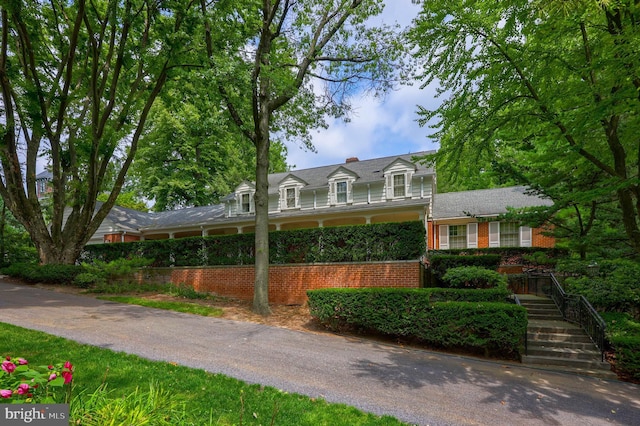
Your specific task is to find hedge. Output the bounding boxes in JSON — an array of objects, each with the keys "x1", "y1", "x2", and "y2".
[
  {"x1": 429, "y1": 254, "x2": 501, "y2": 278},
  {"x1": 306, "y1": 288, "x2": 524, "y2": 359},
  {"x1": 80, "y1": 221, "x2": 426, "y2": 267},
  {"x1": 609, "y1": 336, "x2": 640, "y2": 381}
]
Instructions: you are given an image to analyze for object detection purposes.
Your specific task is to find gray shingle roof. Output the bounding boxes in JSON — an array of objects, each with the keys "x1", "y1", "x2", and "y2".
[
  {"x1": 432, "y1": 186, "x2": 553, "y2": 220},
  {"x1": 267, "y1": 151, "x2": 436, "y2": 193}
]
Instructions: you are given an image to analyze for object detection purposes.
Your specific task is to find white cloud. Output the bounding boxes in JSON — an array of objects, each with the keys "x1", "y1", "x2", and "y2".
[{"x1": 285, "y1": 0, "x2": 441, "y2": 170}]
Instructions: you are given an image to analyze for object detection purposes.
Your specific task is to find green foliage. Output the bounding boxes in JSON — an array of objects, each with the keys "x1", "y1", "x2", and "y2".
[
  {"x1": 442, "y1": 267, "x2": 507, "y2": 289},
  {"x1": 429, "y1": 254, "x2": 501, "y2": 279},
  {"x1": 307, "y1": 288, "x2": 523, "y2": 358},
  {"x1": 522, "y1": 251, "x2": 557, "y2": 266},
  {"x1": 167, "y1": 283, "x2": 211, "y2": 300},
  {"x1": 96, "y1": 297, "x2": 223, "y2": 317},
  {"x1": 602, "y1": 312, "x2": 640, "y2": 381},
  {"x1": 1, "y1": 263, "x2": 84, "y2": 285},
  {"x1": 409, "y1": 0, "x2": 640, "y2": 256},
  {"x1": 562, "y1": 259, "x2": 640, "y2": 316},
  {"x1": 71, "y1": 382, "x2": 188, "y2": 426},
  {"x1": 81, "y1": 222, "x2": 426, "y2": 266},
  {"x1": 75, "y1": 258, "x2": 154, "y2": 288}
]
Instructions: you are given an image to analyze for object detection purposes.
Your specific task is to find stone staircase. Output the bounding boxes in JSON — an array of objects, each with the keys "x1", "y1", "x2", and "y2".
[{"x1": 517, "y1": 295, "x2": 616, "y2": 379}]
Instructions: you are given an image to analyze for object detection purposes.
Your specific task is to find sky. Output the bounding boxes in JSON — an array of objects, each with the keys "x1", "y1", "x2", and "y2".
[{"x1": 284, "y1": 0, "x2": 441, "y2": 171}]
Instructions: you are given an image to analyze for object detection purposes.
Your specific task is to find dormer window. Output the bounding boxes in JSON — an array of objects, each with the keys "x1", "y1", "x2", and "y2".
[
  {"x1": 336, "y1": 181, "x2": 348, "y2": 203},
  {"x1": 237, "y1": 191, "x2": 254, "y2": 214},
  {"x1": 241, "y1": 193, "x2": 251, "y2": 213},
  {"x1": 286, "y1": 187, "x2": 297, "y2": 208},
  {"x1": 393, "y1": 174, "x2": 405, "y2": 198},
  {"x1": 383, "y1": 158, "x2": 415, "y2": 201}
]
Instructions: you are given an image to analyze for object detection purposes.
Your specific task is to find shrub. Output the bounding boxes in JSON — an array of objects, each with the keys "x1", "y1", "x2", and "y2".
[
  {"x1": 75, "y1": 258, "x2": 154, "y2": 288},
  {"x1": 441, "y1": 266, "x2": 507, "y2": 289},
  {"x1": 563, "y1": 259, "x2": 640, "y2": 317},
  {"x1": 1, "y1": 263, "x2": 84, "y2": 285},
  {"x1": 601, "y1": 312, "x2": 640, "y2": 381},
  {"x1": 429, "y1": 254, "x2": 501, "y2": 279},
  {"x1": 307, "y1": 288, "x2": 525, "y2": 359}
]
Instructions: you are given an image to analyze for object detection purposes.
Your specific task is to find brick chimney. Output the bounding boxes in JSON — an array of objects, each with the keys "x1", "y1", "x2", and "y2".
[{"x1": 346, "y1": 157, "x2": 359, "y2": 163}]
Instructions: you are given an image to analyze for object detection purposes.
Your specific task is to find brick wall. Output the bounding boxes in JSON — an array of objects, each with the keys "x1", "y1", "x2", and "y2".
[{"x1": 136, "y1": 261, "x2": 422, "y2": 305}]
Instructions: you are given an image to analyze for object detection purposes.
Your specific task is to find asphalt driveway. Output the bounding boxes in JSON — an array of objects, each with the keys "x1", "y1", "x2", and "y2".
[{"x1": 1, "y1": 280, "x2": 639, "y2": 425}]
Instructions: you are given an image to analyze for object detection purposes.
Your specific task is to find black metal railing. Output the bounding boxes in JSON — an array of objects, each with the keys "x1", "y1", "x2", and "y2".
[
  {"x1": 511, "y1": 294, "x2": 527, "y2": 354},
  {"x1": 549, "y1": 273, "x2": 607, "y2": 361}
]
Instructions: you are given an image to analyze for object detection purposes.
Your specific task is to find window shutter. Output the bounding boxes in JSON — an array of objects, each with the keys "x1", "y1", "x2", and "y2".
[
  {"x1": 280, "y1": 188, "x2": 286, "y2": 210},
  {"x1": 385, "y1": 174, "x2": 393, "y2": 199},
  {"x1": 405, "y1": 172, "x2": 411, "y2": 198},
  {"x1": 489, "y1": 222, "x2": 500, "y2": 247},
  {"x1": 329, "y1": 182, "x2": 336, "y2": 205},
  {"x1": 347, "y1": 180, "x2": 353, "y2": 203},
  {"x1": 520, "y1": 226, "x2": 532, "y2": 247},
  {"x1": 249, "y1": 192, "x2": 254, "y2": 213},
  {"x1": 439, "y1": 225, "x2": 449, "y2": 249},
  {"x1": 467, "y1": 223, "x2": 478, "y2": 248},
  {"x1": 295, "y1": 187, "x2": 300, "y2": 208}
]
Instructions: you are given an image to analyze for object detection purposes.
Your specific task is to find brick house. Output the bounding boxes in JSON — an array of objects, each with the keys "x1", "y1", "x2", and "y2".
[{"x1": 85, "y1": 152, "x2": 554, "y2": 251}]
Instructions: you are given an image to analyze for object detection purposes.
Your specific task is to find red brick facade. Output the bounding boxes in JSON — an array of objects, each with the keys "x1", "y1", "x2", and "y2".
[
  {"x1": 427, "y1": 221, "x2": 555, "y2": 250},
  {"x1": 136, "y1": 261, "x2": 422, "y2": 305}
]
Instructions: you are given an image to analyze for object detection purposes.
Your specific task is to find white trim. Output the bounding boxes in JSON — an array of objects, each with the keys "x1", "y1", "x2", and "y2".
[
  {"x1": 520, "y1": 226, "x2": 532, "y2": 247},
  {"x1": 489, "y1": 222, "x2": 500, "y2": 247},
  {"x1": 439, "y1": 225, "x2": 449, "y2": 249},
  {"x1": 467, "y1": 223, "x2": 478, "y2": 248}
]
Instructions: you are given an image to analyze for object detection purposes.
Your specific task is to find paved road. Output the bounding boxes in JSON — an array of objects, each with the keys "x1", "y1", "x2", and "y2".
[{"x1": 1, "y1": 281, "x2": 639, "y2": 425}]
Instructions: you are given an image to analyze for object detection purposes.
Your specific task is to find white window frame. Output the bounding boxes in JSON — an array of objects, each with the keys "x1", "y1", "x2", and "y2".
[
  {"x1": 393, "y1": 174, "x2": 405, "y2": 198},
  {"x1": 336, "y1": 181, "x2": 348, "y2": 204},
  {"x1": 489, "y1": 221, "x2": 533, "y2": 247},
  {"x1": 280, "y1": 186, "x2": 300, "y2": 210},
  {"x1": 329, "y1": 179, "x2": 353, "y2": 205},
  {"x1": 238, "y1": 191, "x2": 254, "y2": 214}
]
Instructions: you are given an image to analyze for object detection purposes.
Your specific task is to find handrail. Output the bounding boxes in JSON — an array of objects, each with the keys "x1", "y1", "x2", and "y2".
[
  {"x1": 512, "y1": 294, "x2": 527, "y2": 354},
  {"x1": 549, "y1": 273, "x2": 606, "y2": 361}
]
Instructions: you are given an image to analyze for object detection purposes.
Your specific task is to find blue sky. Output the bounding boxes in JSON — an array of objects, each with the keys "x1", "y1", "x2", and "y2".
[{"x1": 285, "y1": 0, "x2": 440, "y2": 170}]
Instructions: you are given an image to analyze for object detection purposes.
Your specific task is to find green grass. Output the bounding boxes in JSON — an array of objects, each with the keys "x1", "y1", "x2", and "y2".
[
  {"x1": 96, "y1": 296, "x2": 224, "y2": 317},
  {"x1": 0, "y1": 323, "x2": 404, "y2": 425}
]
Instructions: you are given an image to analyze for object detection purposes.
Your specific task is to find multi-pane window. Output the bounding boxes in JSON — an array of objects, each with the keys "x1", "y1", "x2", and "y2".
[
  {"x1": 286, "y1": 187, "x2": 296, "y2": 208},
  {"x1": 500, "y1": 222, "x2": 519, "y2": 247},
  {"x1": 393, "y1": 174, "x2": 405, "y2": 197},
  {"x1": 241, "y1": 193, "x2": 251, "y2": 213},
  {"x1": 449, "y1": 225, "x2": 467, "y2": 249},
  {"x1": 336, "y1": 181, "x2": 347, "y2": 203}
]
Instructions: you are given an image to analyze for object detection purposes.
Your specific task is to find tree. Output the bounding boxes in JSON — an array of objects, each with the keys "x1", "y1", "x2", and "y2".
[
  {"x1": 200, "y1": 0, "x2": 404, "y2": 314},
  {"x1": 0, "y1": 0, "x2": 200, "y2": 264},
  {"x1": 130, "y1": 73, "x2": 288, "y2": 211},
  {"x1": 409, "y1": 0, "x2": 640, "y2": 255}
]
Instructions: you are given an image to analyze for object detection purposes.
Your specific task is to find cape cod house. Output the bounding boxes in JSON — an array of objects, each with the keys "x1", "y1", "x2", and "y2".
[{"x1": 85, "y1": 151, "x2": 554, "y2": 250}]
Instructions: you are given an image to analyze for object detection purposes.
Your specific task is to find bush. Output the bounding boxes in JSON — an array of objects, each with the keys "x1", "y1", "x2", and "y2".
[
  {"x1": 601, "y1": 312, "x2": 640, "y2": 381},
  {"x1": 441, "y1": 266, "x2": 507, "y2": 289},
  {"x1": 307, "y1": 288, "x2": 525, "y2": 359},
  {"x1": 429, "y1": 254, "x2": 501, "y2": 277},
  {"x1": 1, "y1": 263, "x2": 84, "y2": 285},
  {"x1": 563, "y1": 259, "x2": 640, "y2": 317},
  {"x1": 75, "y1": 258, "x2": 154, "y2": 288}
]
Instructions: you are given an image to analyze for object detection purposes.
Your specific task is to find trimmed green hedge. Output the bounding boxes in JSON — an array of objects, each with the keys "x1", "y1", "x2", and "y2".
[
  {"x1": 442, "y1": 266, "x2": 507, "y2": 289},
  {"x1": 81, "y1": 221, "x2": 426, "y2": 267},
  {"x1": 307, "y1": 288, "x2": 525, "y2": 359},
  {"x1": 609, "y1": 336, "x2": 640, "y2": 381},
  {"x1": 0, "y1": 263, "x2": 85, "y2": 285}
]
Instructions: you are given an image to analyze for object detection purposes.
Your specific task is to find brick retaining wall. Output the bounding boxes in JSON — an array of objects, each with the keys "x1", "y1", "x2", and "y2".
[{"x1": 135, "y1": 261, "x2": 422, "y2": 305}]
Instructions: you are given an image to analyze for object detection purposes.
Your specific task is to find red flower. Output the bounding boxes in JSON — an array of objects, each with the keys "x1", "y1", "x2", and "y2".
[
  {"x1": 61, "y1": 371, "x2": 73, "y2": 384},
  {"x1": 16, "y1": 383, "x2": 29, "y2": 395},
  {"x1": 1, "y1": 361, "x2": 16, "y2": 374}
]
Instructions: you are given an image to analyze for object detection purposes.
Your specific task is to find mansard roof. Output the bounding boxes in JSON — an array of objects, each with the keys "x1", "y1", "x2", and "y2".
[{"x1": 432, "y1": 186, "x2": 553, "y2": 220}]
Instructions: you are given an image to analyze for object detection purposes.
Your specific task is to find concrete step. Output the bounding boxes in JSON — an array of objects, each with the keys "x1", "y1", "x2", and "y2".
[
  {"x1": 526, "y1": 345, "x2": 601, "y2": 360},
  {"x1": 527, "y1": 333, "x2": 594, "y2": 345},
  {"x1": 521, "y1": 354, "x2": 611, "y2": 370}
]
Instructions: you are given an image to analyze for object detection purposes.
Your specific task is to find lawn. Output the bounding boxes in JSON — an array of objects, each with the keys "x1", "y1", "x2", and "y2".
[
  {"x1": 96, "y1": 295, "x2": 224, "y2": 316},
  {"x1": 0, "y1": 323, "x2": 404, "y2": 425}
]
